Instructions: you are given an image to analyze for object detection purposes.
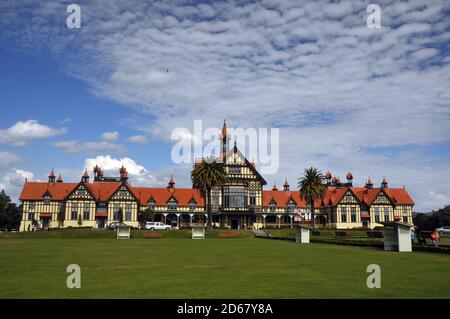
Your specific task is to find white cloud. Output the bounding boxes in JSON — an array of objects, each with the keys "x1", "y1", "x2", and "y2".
[
  {"x1": 126, "y1": 135, "x2": 149, "y2": 144},
  {"x1": 0, "y1": 169, "x2": 34, "y2": 203},
  {"x1": 53, "y1": 140, "x2": 125, "y2": 154},
  {"x1": 84, "y1": 155, "x2": 157, "y2": 186},
  {"x1": 0, "y1": 152, "x2": 21, "y2": 169},
  {"x1": 101, "y1": 131, "x2": 119, "y2": 142},
  {"x1": 0, "y1": 120, "x2": 66, "y2": 146}
]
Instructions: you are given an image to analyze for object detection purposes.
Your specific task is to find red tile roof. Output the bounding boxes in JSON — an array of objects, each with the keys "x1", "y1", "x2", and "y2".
[
  {"x1": 133, "y1": 187, "x2": 205, "y2": 206},
  {"x1": 20, "y1": 182, "x2": 78, "y2": 201},
  {"x1": 86, "y1": 182, "x2": 122, "y2": 201}
]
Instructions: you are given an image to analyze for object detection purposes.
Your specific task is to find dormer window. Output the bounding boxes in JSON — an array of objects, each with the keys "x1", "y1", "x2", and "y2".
[
  {"x1": 269, "y1": 202, "x2": 276, "y2": 212},
  {"x1": 286, "y1": 201, "x2": 296, "y2": 213},
  {"x1": 167, "y1": 199, "x2": 178, "y2": 211},
  {"x1": 189, "y1": 202, "x2": 196, "y2": 211},
  {"x1": 44, "y1": 195, "x2": 51, "y2": 205},
  {"x1": 148, "y1": 200, "x2": 156, "y2": 211}
]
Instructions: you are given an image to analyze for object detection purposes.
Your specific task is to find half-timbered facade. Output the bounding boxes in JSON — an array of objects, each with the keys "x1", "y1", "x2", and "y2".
[{"x1": 18, "y1": 121, "x2": 415, "y2": 231}]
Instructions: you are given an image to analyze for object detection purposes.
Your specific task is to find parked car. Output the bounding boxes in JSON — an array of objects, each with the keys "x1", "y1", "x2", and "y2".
[
  {"x1": 145, "y1": 222, "x2": 171, "y2": 230},
  {"x1": 435, "y1": 226, "x2": 450, "y2": 234},
  {"x1": 108, "y1": 222, "x2": 128, "y2": 230}
]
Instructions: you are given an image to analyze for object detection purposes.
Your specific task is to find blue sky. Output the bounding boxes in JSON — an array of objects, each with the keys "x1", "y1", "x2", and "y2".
[{"x1": 0, "y1": 0, "x2": 450, "y2": 211}]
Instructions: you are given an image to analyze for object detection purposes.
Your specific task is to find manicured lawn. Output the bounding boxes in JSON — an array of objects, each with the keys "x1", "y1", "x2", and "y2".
[{"x1": 0, "y1": 236, "x2": 449, "y2": 298}]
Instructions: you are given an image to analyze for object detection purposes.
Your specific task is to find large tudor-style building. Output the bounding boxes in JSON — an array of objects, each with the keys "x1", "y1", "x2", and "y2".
[{"x1": 19, "y1": 122, "x2": 414, "y2": 231}]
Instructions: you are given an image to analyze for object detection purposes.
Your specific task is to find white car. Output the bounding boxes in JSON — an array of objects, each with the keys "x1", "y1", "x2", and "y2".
[
  {"x1": 145, "y1": 222, "x2": 171, "y2": 230},
  {"x1": 436, "y1": 226, "x2": 450, "y2": 234}
]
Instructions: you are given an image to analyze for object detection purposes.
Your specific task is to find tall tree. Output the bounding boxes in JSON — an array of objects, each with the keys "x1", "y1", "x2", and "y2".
[
  {"x1": 298, "y1": 167, "x2": 326, "y2": 229},
  {"x1": 57, "y1": 203, "x2": 66, "y2": 228},
  {"x1": 138, "y1": 208, "x2": 153, "y2": 229},
  {"x1": 0, "y1": 190, "x2": 21, "y2": 231},
  {"x1": 191, "y1": 157, "x2": 227, "y2": 231}
]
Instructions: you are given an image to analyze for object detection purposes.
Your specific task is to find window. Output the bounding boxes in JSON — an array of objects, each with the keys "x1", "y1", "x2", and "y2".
[
  {"x1": 83, "y1": 203, "x2": 90, "y2": 220},
  {"x1": 269, "y1": 202, "x2": 276, "y2": 212},
  {"x1": 384, "y1": 207, "x2": 390, "y2": 222},
  {"x1": 44, "y1": 195, "x2": 50, "y2": 205},
  {"x1": 189, "y1": 202, "x2": 196, "y2": 211},
  {"x1": 167, "y1": 200, "x2": 178, "y2": 211},
  {"x1": 351, "y1": 207, "x2": 357, "y2": 222},
  {"x1": 28, "y1": 212, "x2": 34, "y2": 220},
  {"x1": 113, "y1": 203, "x2": 120, "y2": 220},
  {"x1": 286, "y1": 201, "x2": 296, "y2": 214},
  {"x1": 374, "y1": 207, "x2": 380, "y2": 223},
  {"x1": 402, "y1": 206, "x2": 408, "y2": 223},
  {"x1": 249, "y1": 190, "x2": 256, "y2": 206},
  {"x1": 29, "y1": 202, "x2": 36, "y2": 210},
  {"x1": 228, "y1": 166, "x2": 240, "y2": 175},
  {"x1": 125, "y1": 203, "x2": 132, "y2": 221},
  {"x1": 341, "y1": 207, "x2": 347, "y2": 223},
  {"x1": 223, "y1": 188, "x2": 247, "y2": 208},
  {"x1": 212, "y1": 189, "x2": 220, "y2": 205},
  {"x1": 148, "y1": 200, "x2": 155, "y2": 210},
  {"x1": 71, "y1": 203, "x2": 78, "y2": 220}
]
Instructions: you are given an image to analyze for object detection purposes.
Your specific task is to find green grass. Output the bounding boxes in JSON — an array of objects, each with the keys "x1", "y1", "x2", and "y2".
[{"x1": 1, "y1": 234, "x2": 449, "y2": 298}]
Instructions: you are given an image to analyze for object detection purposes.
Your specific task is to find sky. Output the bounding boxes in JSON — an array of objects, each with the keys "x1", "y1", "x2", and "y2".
[{"x1": 0, "y1": 0, "x2": 449, "y2": 212}]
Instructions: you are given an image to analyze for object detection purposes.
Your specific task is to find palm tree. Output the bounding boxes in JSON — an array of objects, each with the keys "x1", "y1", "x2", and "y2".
[
  {"x1": 191, "y1": 157, "x2": 227, "y2": 231},
  {"x1": 298, "y1": 167, "x2": 326, "y2": 229}
]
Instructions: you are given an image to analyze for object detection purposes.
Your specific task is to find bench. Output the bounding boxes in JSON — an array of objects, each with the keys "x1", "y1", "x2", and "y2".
[
  {"x1": 253, "y1": 230, "x2": 272, "y2": 238},
  {"x1": 192, "y1": 226, "x2": 205, "y2": 239},
  {"x1": 335, "y1": 231, "x2": 352, "y2": 238},
  {"x1": 116, "y1": 226, "x2": 131, "y2": 239}
]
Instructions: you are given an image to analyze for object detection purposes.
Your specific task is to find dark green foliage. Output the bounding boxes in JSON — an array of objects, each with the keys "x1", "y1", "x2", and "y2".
[
  {"x1": 298, "y1": 167, "x2": 326, "y2": 229},
  {"x1": 414, "y1": 205, "x2": 450, "y2": 231},
  {"x1": 0, "y1": 190, "x2": 21, "y2": 231},
  {"x1": 191, "y1": 157, "x2": 227, "y2": 231}
]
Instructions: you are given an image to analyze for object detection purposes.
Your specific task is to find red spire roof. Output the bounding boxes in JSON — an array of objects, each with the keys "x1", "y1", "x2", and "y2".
[
  {"x1": 325, "y1": 171, "x2": 332, "y2": 179},
  {"x1": 49, "y1": 169, "x2": 55, "y2": 178},
  {"x1": 346, "y1": 172, "x2": 353, "y2": 180},
  {"x1": 57, "y1": 174, "x2": 63, "y2": 183},
  {"x1": 284, "y1": 178, "x2": 289, "y2": 187},
  {"x1": 221, "y1": 120, "x2": 228, "y2": 138},
  {"x1": 272, "y1": 182, "x2": 278, "y2": 191},
  {"x1": 83, "y1": 169, "x2": 89, "y2": 177},
  {"x1": 332, "y1": 176, "x2": 338, "y2": 183}
]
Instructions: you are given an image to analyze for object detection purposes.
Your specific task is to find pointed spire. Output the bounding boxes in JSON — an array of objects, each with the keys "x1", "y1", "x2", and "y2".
[
  {"x1": 283, "y1": 178, "x2": 289, "y2": 191},
  {"x1": 81, "y1": 169, "x2": 89, "y2": 183},
  {"x1": 221, "y1": 119, "x2": 228, "y2": 138},
  {"x1": 48, "y1": 169, "x2": 56, "y2": 183},
  {"x1": 167, "y1": 175, "x2": 175, "y2": 188},
  {"x1": 346, "y1": 172, "x2": 353, "y2": 180},
  {"x1": 325, "y1": 171, "x2": 332, "y2": 179},
  {"x1": 365, "y1": 177, "x2": 373, "y2": 189},
  {"x1": 272, "y1": 182, "x2": 278, "y2": 191},
  {"x1": 57, "y1": 174, "x2": 63, "y2": 183},
  {"x1": 381, "y1": 176, "x2": 388, "y2": 188}
]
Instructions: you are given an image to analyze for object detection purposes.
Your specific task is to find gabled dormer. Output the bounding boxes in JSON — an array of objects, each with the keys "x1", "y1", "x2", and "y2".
[
  {"x1": 110, "y1": 184, "x2": 138, "y2": 201},
  {"x1": 66, "y1": 183, "x2": 95, "y2": 201}
]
